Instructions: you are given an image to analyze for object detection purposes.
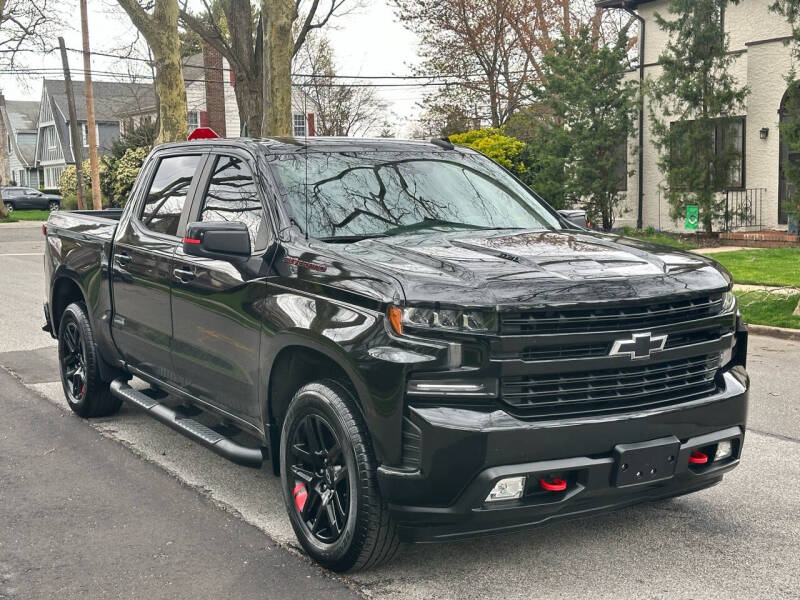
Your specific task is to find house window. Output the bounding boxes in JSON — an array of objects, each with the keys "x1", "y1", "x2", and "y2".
[
  {"x1": 81, "y1": 122, "x2": 99, "y2": 147},
  {"x1": 188, "y1": 111, "x2": 199, "y2": 131},
  {"x1": 44, "y1": 166, "x2": 64, "y2": 189},
  {"x1": 669, "y1": 117, "x2": 745, "y2": 190},
  {"x1": 293, "y1": 114, "x2": 307, "y2": 137},
  {"x1": 613, "y1": 141, "x2": 628, "y2": 192},
  {"x1": 45, "y1": 127, "x2": 56, "y2": 150}
]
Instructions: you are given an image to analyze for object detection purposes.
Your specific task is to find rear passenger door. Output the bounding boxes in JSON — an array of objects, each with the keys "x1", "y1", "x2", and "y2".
[
  {"x1": 170, "y1": 151, "x2": 270, "y2": 423},
  {"x1": 111, "y1": 152, "x2": 206, "y2": 383}
]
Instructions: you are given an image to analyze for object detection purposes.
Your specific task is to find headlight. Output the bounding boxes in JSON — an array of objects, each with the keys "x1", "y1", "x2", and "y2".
[
  {"x1": 387, "y1": 306, "x2": 497, "y2": 335},
  {"x1": 722, "y1": 290, "x2": 737, "y2": 313}
]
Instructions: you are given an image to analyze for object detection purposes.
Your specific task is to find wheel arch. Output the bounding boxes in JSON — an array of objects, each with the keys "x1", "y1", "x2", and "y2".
[
  {"x1": 51, "y1": 274, "x2": 87, "y2": 334},
  {"x1": 264, "y1": 333, "x2": 376, "y2": 472}
]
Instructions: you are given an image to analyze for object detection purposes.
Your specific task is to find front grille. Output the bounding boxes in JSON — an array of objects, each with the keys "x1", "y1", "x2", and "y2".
[
  {"x1": 501, "y1": 294, "x2": 724, "y2": 335},
  {"x1": 513, "y1": 327, "x2": 731, "y2": 362},
  {"x1": 501, "y1": 354, "x2": 721, "y2": 418}
]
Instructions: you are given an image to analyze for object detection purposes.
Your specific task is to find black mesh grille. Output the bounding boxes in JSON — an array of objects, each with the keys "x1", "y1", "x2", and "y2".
[
  {"x1": 501, "y1": 354, "x2": 720, "y2": 418},
  {"x1": 513, "y1": 327, "x2": 731, "y2": 362},
  {"x1": 501, "y1": 294, "x2": 724, "y2": 335}
]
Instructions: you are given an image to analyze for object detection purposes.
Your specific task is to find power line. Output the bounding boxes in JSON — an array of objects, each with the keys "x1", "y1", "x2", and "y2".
[{"x1": 57, "y1": 46, "x2": 533, "y2": 82}]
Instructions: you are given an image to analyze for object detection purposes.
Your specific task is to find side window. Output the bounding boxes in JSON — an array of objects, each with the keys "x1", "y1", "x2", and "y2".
[
  {"x1": 140, "y1": 154, "x2": 202, "y2": 236},
  {"x1": 4, "y1": 188, "x2": 20, "y2": 198},
  {"x1": 199, "y1": 155, "x2": 266, "y2": 250}
]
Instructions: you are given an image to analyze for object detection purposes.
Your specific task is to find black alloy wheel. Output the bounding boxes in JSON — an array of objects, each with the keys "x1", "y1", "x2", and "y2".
[
  {"x1": 280, "y1": 381, "x2": 399, "y2": 571},
  {"x1": 288, "y1": 413, "x2": 350, "y2": 544},
  {"x1": 57, "y1": 302, "x2": 122, "y2": 418},
  {"x1": 60, "y1": 319, "x2": 88, "y2": 403}
]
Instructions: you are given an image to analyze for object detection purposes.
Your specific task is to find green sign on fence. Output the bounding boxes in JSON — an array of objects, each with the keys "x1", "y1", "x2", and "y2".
[{"x1": 685, "y1": 205, "x2": 699, "y2": 230}]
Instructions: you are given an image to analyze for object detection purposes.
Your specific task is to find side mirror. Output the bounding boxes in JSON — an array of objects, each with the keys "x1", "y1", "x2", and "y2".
[
  {"x1": 558, "y1": 209, "x2": 589, "y2": 229},
  {"x1": 183, "y1": 221, "x2": 251, "y2": 262}
]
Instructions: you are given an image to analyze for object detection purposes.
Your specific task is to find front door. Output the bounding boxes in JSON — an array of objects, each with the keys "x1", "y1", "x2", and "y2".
[
  {"x1": 111, "y1": 152, "x2": 206, "y2": 382},
  {"x1": 170, "y1": 152, "x2": 270, "y2": 423}
]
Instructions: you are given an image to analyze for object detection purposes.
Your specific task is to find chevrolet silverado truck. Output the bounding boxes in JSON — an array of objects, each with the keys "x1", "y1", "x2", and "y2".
[{"x1": 42, "y1": 137, "x2": 749, "y2": 571}]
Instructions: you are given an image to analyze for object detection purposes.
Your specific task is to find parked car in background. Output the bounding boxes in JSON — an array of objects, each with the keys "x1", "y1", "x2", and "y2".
[{"x1": 2, "y1": 187, "x2": 61, "y2": 212}]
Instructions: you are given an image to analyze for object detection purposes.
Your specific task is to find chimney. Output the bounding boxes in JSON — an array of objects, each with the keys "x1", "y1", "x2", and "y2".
[{"x1": 202, "y1": 43, "x2": 226, "y2": 137}]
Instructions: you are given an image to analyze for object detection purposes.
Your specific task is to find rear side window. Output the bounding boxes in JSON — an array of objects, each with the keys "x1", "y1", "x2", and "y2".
[
  {"x1": 140, "y1": 155, "x2": 202, "y2": 236},
  {"x1": 4, "y1": 188, "x2": 20, "y2": 198},
  {"x1": 199, "y1": 155, "x2": 266, "y2": 250}
]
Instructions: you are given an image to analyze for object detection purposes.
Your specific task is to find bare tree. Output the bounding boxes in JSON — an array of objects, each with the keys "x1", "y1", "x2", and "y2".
[
  {"x1": 396, "y1": 0, "x2": 637, "y2": 132},
  {"x1": 395, "y1": 0, "x2": 534, "y2": 129},
  {"x1": 179, "y1": 0, "x2": 360, "y2": 136},
  {"x1": 295, "y1": 33, "x2": 386, "y2": 136},
  {"x1": 116, "y1": 0, "x2": 188, "y2": 143}
]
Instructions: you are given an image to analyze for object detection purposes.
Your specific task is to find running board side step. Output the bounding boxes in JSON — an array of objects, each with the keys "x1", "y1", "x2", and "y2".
[{"x1": 110, "y1": 379, "x2": 265, "y2": 468}]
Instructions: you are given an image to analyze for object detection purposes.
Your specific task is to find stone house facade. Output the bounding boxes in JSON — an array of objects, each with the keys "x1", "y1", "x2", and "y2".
[{"x1": 599, "y1": 0, "x2": 796, "y2": 232}]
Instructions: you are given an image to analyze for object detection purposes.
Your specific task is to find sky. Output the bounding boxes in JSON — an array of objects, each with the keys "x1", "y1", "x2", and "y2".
[{"x1": 0, "y1": 0, "x2": 423, "y2": 136}]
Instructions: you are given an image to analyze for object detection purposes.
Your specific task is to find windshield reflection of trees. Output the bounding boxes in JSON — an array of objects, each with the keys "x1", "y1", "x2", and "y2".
[{"x1": 277, "y1": 153, "x2": 554, "y2": 238}]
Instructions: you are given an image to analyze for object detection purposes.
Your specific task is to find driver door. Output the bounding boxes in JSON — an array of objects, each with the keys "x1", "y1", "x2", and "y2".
[{"x1": 170, "y1": 151, "x2": 271, "y2": 424}]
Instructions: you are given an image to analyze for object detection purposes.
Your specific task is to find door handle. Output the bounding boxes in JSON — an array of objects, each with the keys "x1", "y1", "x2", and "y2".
[
  {"x1": 115, "y1": 253, "x2": 131, "y2": 266},
  {"x1": 173, "y1": 268, "x2": 196, "y2": 283}
]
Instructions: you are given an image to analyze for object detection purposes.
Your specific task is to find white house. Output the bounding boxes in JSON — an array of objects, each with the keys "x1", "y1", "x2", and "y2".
[
  {"x1": 599, "y1": 0, "x2": 796, "y2": 232},
  {"x1": 122, "y1": 47, "x2": 318, "y2": 139}
]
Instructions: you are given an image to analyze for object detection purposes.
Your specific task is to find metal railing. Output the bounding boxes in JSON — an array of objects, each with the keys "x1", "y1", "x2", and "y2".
[{"x1": 724, "y1": 188, "x2": 767, "y2": 232}]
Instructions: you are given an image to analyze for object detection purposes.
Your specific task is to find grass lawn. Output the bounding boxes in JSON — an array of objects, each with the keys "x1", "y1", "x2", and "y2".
[
  {"x1": 711, "y1": 248, "x2": 800, "y2": 288},
  {"x1": 735, "y1": 290, "x2": 800, "y2": 329},
  {"x1": 613, "y1": 227, "x2": 699, "y2": 250},
  {"x1": 0, "y1": 209, "x2": 51, "y2": 223}
]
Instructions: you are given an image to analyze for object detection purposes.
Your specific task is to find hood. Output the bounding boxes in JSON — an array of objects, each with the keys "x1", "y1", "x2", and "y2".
[{"x1": 313, "y1": 229, "x2": 730, "y2": 309}]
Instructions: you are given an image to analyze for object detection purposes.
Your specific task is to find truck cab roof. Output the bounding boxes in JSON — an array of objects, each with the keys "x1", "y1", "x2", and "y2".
[{"x1": 157, "y1": 136, "x2": 470, "y2": 156}]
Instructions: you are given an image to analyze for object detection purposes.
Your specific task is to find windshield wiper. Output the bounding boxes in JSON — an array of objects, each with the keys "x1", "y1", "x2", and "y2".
[
  {"x1": 383, "y1": 218, "x2": 521, "y2": 236},
  {"x1": 317, "y1": 233, "x2": 389, "y2": 243}
]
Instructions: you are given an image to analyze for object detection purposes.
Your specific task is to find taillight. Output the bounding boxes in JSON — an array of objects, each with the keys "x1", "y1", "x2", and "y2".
[{"x1": 42, "y1": 224, "x2": 47, "y2": 236}]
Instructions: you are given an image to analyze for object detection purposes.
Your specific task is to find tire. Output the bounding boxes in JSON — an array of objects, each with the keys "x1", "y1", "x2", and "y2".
[
  {"x1": 5, "y1": 202, "x2": 13, "y2": 213},
  {"x1": 280, "y1": 380, "x2": 399, "y2": 572},
  {"x1": 48, "y1": 201, "x2": 60, "y2": 212},
  {"x1": 57, "y1": 302, "x2": 122, "y2": 418}
]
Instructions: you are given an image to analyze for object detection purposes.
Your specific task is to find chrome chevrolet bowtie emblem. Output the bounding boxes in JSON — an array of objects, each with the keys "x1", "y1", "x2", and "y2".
[{"x1": 609, "y1": 332, "x2": 668, "y2": 360}]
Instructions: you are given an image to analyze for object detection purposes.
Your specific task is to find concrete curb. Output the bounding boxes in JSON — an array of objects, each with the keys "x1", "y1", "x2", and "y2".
[{"x1": 747, "y1": 323, "x2": 800, "y2": 342}]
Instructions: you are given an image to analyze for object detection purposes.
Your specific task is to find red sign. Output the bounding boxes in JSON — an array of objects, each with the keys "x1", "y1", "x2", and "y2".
[{"x1": 188, "y1": 127, "x2": 219, "y2": 140}]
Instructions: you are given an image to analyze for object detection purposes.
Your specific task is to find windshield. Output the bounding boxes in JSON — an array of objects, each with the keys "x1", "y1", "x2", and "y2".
[{"x1": 268, "y1": 151, "x2": 562, "y2": 240}]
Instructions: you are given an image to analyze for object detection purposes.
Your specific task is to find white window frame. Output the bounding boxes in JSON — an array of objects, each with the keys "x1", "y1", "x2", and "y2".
[
  {"x1": 188, "y1": 111, "x2": 200, "y2": 131},
  {"x1": 293, "y1": 113, "x2": 307, "y2": 137}
]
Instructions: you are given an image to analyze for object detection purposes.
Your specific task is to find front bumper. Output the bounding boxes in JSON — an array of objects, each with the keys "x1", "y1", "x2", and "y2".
[{"x1": 379, "y1": 366, "x2": 748, "y2": 542}]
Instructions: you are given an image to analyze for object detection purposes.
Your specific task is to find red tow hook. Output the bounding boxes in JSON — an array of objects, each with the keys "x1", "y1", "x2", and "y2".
[
  {"x1": 689, "y1": 450, "x2": 709, "y2": 465},
  {"x1": 293, "y1": 483, "x2": 308, "y2": 512},
  {"x1": 539, "y1": 477, "x2": 567, "y2": 492}
]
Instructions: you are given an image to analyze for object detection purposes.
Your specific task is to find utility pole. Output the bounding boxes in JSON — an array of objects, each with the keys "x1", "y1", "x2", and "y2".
[
  {"x1": 58, "y1": 37, "x2": 85, "y2": 210},
  {"x1": 80, "y1": 0, "x2": 102, "y2": 210}
]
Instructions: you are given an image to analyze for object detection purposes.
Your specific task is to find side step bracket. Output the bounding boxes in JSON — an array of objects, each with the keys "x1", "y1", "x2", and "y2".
[{"x1": 110, "y1": 379, "x2": 265, "y2": 468}]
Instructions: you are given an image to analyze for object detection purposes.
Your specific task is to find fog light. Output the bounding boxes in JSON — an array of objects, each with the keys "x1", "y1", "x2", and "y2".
[
  {"x1": 485, "y1": 476, "x2": 526, "y2": 502},
  {"x1": 715, "y1": 440, "x2": 733, "y2": 461}
]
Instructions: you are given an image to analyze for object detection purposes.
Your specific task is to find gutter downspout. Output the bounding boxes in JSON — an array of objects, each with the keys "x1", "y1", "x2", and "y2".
[{"x1": 624, "y1": 4, "x2": 646, "y2": 230}]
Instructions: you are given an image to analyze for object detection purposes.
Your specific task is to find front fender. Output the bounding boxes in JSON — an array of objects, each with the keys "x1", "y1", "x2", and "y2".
[{"x1": 259, "y1": 288, "x2": 450, "y2": 466}]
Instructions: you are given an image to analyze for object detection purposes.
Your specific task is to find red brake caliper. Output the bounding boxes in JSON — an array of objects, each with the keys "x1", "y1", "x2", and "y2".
[{"x1": 293, "y1": 483, "x2": 308, "y2": 512}]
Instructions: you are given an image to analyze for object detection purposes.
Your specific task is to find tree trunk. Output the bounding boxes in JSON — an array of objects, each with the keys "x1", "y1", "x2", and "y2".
[
  {"x1": 117, "y1": 0, "x2": 187, "y2": 143},
  {"x1": 261, "y1": 0, "x2": 296, "y2": 136},
  {"x1": 237, "y1": 73, "x2": 264, "y2": 136}
]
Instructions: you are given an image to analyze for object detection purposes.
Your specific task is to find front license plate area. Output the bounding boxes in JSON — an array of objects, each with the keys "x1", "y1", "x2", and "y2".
[{"x1": 613, "y1": 436, "x2": 681, "y2": 487}]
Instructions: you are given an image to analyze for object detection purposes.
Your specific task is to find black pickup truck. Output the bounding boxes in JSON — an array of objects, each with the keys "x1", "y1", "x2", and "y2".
[{"x1": 43, "y1": 137, "x2": 749, "y2": 571}]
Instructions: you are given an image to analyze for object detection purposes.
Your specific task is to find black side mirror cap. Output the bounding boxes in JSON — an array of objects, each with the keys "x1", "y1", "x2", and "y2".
[
  {"x1": 558, "y1": 209, "x2": 589, "y2": 230},
  {"x1": 183, "y1": 221, "x2": 251, "y2": 262}
]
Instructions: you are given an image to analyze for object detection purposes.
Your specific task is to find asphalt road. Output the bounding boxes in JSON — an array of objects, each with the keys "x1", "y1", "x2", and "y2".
[{"x1": 2, "y1": 222, "x2": 799, "y2": 599}]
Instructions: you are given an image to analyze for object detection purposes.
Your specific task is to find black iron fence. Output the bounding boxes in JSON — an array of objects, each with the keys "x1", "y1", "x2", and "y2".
[{"x1": 724, "y1": 188, "x2": 767, "y2": 232}]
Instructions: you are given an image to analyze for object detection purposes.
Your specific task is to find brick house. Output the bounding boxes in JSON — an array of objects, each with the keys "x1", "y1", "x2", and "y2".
[{"x1": 598, "y1": 0, "x2": 797, "y2": 232}]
